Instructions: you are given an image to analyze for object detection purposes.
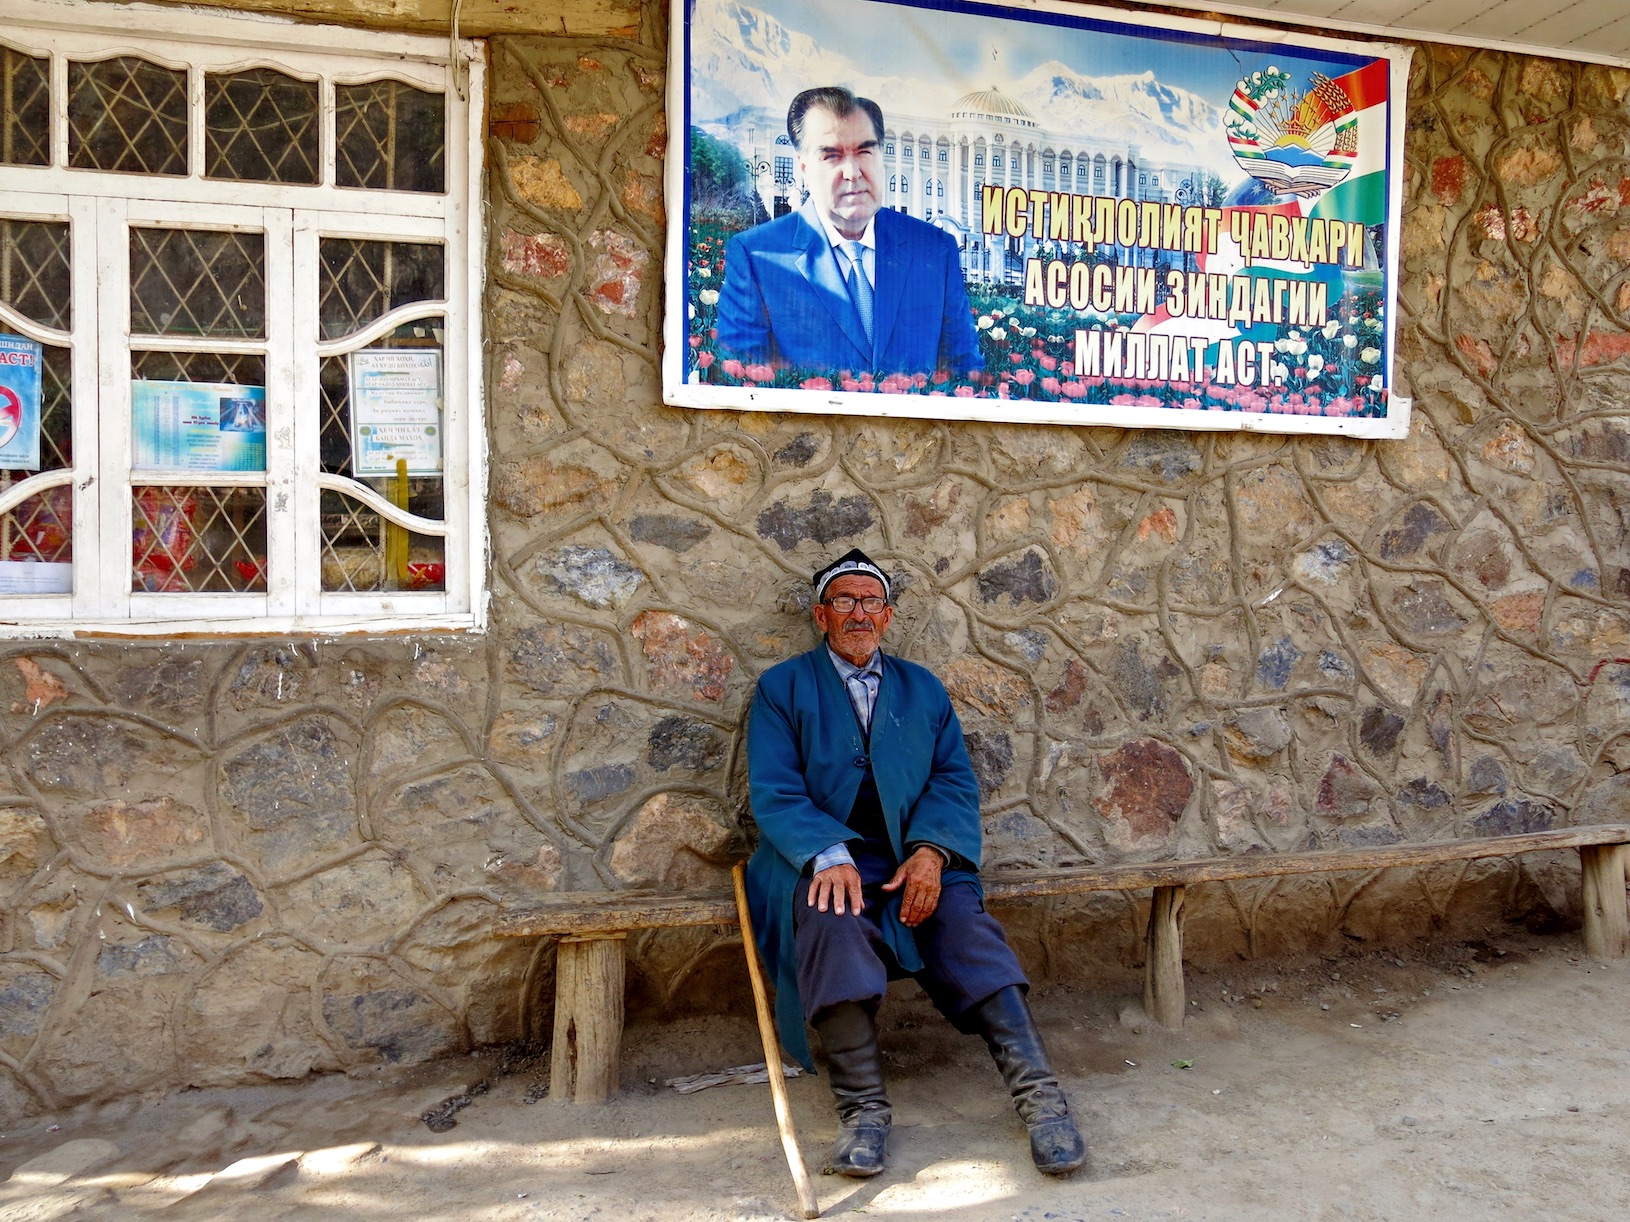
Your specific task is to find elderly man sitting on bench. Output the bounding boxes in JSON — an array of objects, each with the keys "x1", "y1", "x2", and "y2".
[{"x1": 743, "y1": 548, "x2": 1087, "y2": 1178}]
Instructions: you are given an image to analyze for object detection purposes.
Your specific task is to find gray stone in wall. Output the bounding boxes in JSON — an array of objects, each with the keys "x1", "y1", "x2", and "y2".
[
  {"x1": 111, "y1": 656, "x2": 205, "y2": 713},
  {"x1": 1120, "y1": 432, "x2": 1200, "y2": 479},
  {"x1": 1338, "y1": 824, "x2": 1404, "y2": 847},
  {"x1": 630, "y1": 514, "x2": 711, "y2": 553},
  {"x1": 23, "y1": 719, "x2": 146, "y2": 794},
  {"x1": 508, "y1": 623, "x2": 617, "y2": 695},
  {"x1": 1396, "y1": 778, "x2": 1451, "y2": 811},
  {"x1": 964, "y1": 730, "x2": 1013, "y2": 796},
  {"x1": 1379, "y1": 503, "x2": 1451, "y2": 560},
  {"x1": 220, "y1": 719, "x2": 351, "y2": 832},
  {"x1": 772, "y1": 433, "x2": 820, "y2": 467},
  {"x1": 1360, "y1": 707, "x2": 1406, "y2": 755},
  {"x1": 137, "y1": 864, "x2": 264, "y2": 932},
  {"x1": 1002, "y1": 629, "x2": 1047, "y2": 665},
  {"x1": 1472, "y1": 798, "x2": 1554, "y2": 837},
  {"x1": 536, "y1": 545, "x2": 645, "y2": 608},
  {"x1": 321, "y1": 988, "x2": 460, "y2": 1064},
  {"x1": 0, "y1": 973, "x2": 53, "y2": 1039},
  {"x1": 1224, "y1": 707, "x2": 1291, "y2": 759},
  {"x1": 565, "y1": 762, "x2": 637, "y2": 803},
  {"x1": 1256, "y1": 638, "x2": 1303, "y2": 691},
  {"x1": 1391, "y1": 580, "x2": 1469, "y2": 634},
  {"x1": 97, "y1": 936, "x2": 188, "y2": 977},
  {"x1": 1111, "y1": 643, "x2": 1170, "y2": 721},
  {"x1": 1318, "y1": 650, "x2": 1353, "y2": 679},
  {"x1": 755, "y1": 490, "x2": 875, "y2": 551},
  {"x1": 976, "y1": 551, "x2": 1055, "y2": 605},
  {"x1": 1297, "y1": 539, "x2": 1354, "y2": 584},
  {"x1": 1469, "y1": 756, "x2": 1509, "y2": 796},
  {"x1": 229, "y1": 646, "x2": 307, "y2": 709},
  {"x1": 647, "y1": 716, "x2": 726, "y2": 772}
]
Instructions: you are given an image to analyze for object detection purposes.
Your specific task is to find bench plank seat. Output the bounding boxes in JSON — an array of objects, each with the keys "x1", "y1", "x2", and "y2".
[
  {"x1": 497, "y1": 824, "x2": 1630, "y2": 1102},
  {"x1": 498, "y1": 825, "x2": 1630, "y2": 936}
]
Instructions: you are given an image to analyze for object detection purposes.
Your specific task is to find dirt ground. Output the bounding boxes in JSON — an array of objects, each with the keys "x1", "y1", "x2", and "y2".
[{"x1": 2, "y1": 929, "x2": 1626, "y2": 1222}]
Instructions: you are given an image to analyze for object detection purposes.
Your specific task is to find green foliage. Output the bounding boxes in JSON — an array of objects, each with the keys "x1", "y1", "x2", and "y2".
[{"x1": 688, "y1": 128, "x2": 767, "y2": 227}]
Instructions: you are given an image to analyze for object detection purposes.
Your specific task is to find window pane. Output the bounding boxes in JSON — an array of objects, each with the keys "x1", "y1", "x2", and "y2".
[
  {"x1": 205, "y1": 68, "x2": 319, "y2": 184},
  {"x1": 68, "y1": 56, "x2": 188, "y2": 175},
  {"x1": 130, "y1": 228, "x2": 266, "y2": 338},
  {"x1": 319, "y1": 488, "x2": 444, "y2": 592},
  {"x1": 129, "y1": 355, "x2": 266, "y2": 473},
  {"x1": 318, "y1": 321, "x2": 446, "y2": 494},
  {"x1": 132, "y1": 486, "x2": 266, "y2": 592},
  {"x1": 0, "y1": 488, "x2": 72, "y2": 572},
  {"x1": 132, "y1": 351, "x2": 266, "y2": 386},
  {"x1": 2, "y1": 45, "x2": 50, "y2": 167},
  {"x1": 0, "y1": 219, "x2": 70, "y2": 330},
  {"x1": 317, "y1": 239, "x2": 443, "y2": 339},
  {"x1": 34, "y1": 344, "x2": 72, "y2": 471},
  {"x1": 0, "y1": 341, "x2": 72, "y2": 589},
  {"x1": 335, "y1": 80, "x2": 444, "y2": 194}
]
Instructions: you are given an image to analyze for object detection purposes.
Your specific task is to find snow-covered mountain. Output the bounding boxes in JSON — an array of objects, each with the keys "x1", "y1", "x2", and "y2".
[
  {"x1": 689, "y1": 0, "x2": 1233, "y2": 177},
  {"x1": 1010, "y1": 62, "x2": 1233, "y2": 175}
]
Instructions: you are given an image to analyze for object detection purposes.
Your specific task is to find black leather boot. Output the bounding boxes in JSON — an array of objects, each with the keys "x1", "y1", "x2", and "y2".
[
  {"x1": 814, "y1": 1001, "x2": 891, "y2": 1177},
  {"x1": 969, "y1": 985, "x2": 1087, "y2": 1175}
]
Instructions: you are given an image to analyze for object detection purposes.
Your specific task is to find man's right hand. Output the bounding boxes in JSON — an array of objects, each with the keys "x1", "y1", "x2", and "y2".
[{"x1": 808, "y1": 863, "x2": 864, "y2": 915}]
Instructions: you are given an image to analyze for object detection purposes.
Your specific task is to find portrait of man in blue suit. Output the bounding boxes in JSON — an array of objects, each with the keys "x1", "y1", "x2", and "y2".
[{"x1": 714, "y1": 86, "x2": 984, "y2": 378}]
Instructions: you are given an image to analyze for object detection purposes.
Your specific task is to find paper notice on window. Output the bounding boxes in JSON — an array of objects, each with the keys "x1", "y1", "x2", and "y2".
[
  {"x1": 0, "y1": 560, "x2": 71, "y2": 594},
  {"x1": 350, "y1": 350, "x2": 443, "y2": 476},
  {"x1": 0, "y1": 334, "x2": 44, "y2": 472},
  {"x1": 131, "y1": 381, "x2": 267, "y2": 472}
]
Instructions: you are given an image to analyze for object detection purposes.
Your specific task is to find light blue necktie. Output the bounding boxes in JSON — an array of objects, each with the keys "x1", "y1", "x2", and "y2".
[{"x1": 843, "y1": 239, "x2": 874, "y2": 347}]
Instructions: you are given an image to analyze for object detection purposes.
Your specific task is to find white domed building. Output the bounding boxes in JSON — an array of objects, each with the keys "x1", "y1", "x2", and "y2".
[{"x1": 724, "y1": 85, "x2": 1206, "y2": 286}]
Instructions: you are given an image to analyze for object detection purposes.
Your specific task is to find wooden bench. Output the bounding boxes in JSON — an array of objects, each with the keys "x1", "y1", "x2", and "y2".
[{"x1": 496, "y1": 824, "x2": 1630, "y2": 1103}]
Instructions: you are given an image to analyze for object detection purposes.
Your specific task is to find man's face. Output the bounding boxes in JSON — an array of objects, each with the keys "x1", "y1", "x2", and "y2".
[
  {"x1": 796, "y1": 105, "x2": 882, "y2": 241},
  {"x1": 813, "y1": 573, "x2": 893, "y2": 666}
]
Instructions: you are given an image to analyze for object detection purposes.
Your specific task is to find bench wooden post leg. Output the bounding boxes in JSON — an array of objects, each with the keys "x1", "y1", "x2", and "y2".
[
  {"x1": 550, "y1": 932, "x2": 627, "y2": 1104},
  {"x1": 1144, "y1": 884, "x2": 1186, "y2": 1029},
  {"x1": 1580, "y1": 845, "x2": 1629, "y2": 960}
]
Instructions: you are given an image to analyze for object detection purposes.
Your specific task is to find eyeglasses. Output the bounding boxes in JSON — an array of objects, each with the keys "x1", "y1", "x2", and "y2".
[{"x1": 823, "y1": 595, "x2": 888, "y2": 614}]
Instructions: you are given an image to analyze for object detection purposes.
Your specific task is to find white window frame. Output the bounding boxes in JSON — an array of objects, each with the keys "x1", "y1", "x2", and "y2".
[{"x1": 0, "y1": 0, "x2": 487, "y2": 637}]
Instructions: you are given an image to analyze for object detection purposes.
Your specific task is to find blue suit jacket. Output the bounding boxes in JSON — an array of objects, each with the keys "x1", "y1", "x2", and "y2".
[
  {"x1": 745, "y1": 646, "x2": 984, "y2": 1068},
  {"x1": 715, "y1": 199, "x2": 984, "y2": 377}
]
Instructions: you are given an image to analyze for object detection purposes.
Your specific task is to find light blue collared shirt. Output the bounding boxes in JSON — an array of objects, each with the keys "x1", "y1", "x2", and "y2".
[
  {"x1": 811, "y1": 646, "x2": 884, "y2": 874},
  {"x1": 808, "y1": 647, "x2": 949, "y2": 876}
]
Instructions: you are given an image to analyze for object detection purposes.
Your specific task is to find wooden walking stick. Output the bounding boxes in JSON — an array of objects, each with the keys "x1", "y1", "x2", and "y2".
[{"x1": 732, "y1": 860, "x2": 820, "y2": 1220}]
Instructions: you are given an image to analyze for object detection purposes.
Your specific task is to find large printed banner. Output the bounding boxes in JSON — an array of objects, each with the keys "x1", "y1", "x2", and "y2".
[{"x1": 663, "y1": 0, "x2": 1412, "y2": 437}]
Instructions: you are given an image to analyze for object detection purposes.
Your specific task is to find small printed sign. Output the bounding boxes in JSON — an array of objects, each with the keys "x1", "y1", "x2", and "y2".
[
  {"x1": 0, "y1": 333, "x2": 44, "y2": 471},
  {"x1": 131, "y1": 380, "x2": 267, "y2": 472},
  {"x1": 350, "y1": 350, "x2": 443, "y2": 476}
]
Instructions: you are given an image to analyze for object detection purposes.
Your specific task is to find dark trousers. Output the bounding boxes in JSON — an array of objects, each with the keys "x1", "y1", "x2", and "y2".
[{"x1": 793, "y1": 845, "x2": 1027, "y2": 1032}]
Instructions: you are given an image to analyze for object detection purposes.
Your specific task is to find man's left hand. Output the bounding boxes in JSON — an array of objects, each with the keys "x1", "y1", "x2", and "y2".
[{"x1": 881, "y1": 846, "x2": 943, "y2": 927}]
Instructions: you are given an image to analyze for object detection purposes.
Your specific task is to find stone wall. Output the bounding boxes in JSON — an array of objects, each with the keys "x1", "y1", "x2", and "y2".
[{"x1": 2, "y1": 4, "x2": 1628, "y2": 1119}]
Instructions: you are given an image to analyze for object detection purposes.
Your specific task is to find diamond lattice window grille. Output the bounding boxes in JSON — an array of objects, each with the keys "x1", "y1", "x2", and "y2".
[
  {"x1": 130, "y1": 228, "x2": 266, "y2": 338},
  {"x1": 204, "y1": 68, "x2": 319, "y2": 184},
  {"x1": 0, "y1": 488, "x2": 72, "y2": 568},
  {"x1": 317, "y1": 239, "x2": 444, "y2": 339},
  {"x1": 0, "y1": 219, "x2": 71, "y2": 331},
  {"x1": 335, "y1": 79, "x2": 445, "y2": 194},
  {"x1": 68, "y1": 56, "x2": 188, "y2": 175},
  {"x1": 2, "y1": 46, "x2": 50, "y2": 167},
  {"x1": 318, "y1": 487, "x2": 444, "y2": 592},
  {"x1": 131, "y1": 485, "x2": 266, "y2": 593},
  {"x1": 37, "y1": 344, "x2": 71, "y2": 470},
  {"x1": 132, "y1": 350, "x2": 266, "y2": 388},
  {"x1": 319, "y1": 354, "x2": 352, "y2": 476}
]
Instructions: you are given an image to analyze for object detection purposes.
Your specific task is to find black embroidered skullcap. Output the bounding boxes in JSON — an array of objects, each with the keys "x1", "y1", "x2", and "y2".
[{"x1": 813, "y1": 548, "x2": 891, "y2": 603}]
